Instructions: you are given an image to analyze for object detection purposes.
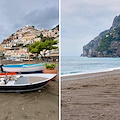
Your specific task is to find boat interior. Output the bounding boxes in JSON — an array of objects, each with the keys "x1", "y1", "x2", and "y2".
[{"x1": 0, "y1": 76, "x2": 47, "y2": 86}]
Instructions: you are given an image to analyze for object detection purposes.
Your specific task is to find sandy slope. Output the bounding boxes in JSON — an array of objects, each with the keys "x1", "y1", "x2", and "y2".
[{"x1": 62, "y1": 70, "x2": 120, "y2": 120}]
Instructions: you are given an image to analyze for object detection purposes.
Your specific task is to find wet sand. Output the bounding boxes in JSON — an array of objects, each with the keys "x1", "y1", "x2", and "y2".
[
  {"x1": 62, "y1": 70, "x2": 120, "y2": 120},
  {"x1": 0, "y1": 60, "x2": 59, "y2": 120}
]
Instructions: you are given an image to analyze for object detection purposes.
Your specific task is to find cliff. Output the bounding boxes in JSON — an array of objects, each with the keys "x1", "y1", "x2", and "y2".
[{"x1": 83, "y1": 15, "x2": 120, "y2": 57}]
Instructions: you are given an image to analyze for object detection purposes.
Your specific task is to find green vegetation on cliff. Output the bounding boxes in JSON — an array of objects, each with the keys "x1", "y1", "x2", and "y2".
[
  {"x1": 97, "y1": 26, "x2": 120, "y2": 54},
  {"x1": 97, "y1": 34, "x2": 113, "y2": 53}
]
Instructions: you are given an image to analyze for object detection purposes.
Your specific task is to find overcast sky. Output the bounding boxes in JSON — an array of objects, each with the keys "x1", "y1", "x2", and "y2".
[
  {"x1": 0, "y1": 0, "x2": 59, "y2": 43},
  {"x1": 61, "y1": 0, "x2": 120, "y2": 56}
]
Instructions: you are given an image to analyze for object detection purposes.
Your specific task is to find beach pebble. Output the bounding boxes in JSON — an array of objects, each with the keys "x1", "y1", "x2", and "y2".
[
  {"x1": 22, "y1": 107, "x2": 24, "y2": 110},
  {"x1": 38, "y1": 90, "x2": 41, "y2": 92},
  {"x1": 67, "y1": 98, "x2": 71, "y2": 101},
  {"x1": 35, "y1": 96, "x2": 37, "y2": 98}
]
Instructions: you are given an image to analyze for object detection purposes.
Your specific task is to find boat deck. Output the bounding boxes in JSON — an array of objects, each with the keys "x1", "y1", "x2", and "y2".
[
  {"x1": 15, "y1": 77, "x2": 29, "y2": 84},
  {"x1": 5, "y1": 76, "x2": 48, "y2": 85},
  {"x1": 29, "y1": 77, "x2": 47, "y2": 84}
]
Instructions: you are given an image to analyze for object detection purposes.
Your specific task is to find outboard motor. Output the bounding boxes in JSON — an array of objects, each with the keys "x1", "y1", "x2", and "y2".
[{"x1": 0, "y1": 64, "x2": 4, "y2": 72}]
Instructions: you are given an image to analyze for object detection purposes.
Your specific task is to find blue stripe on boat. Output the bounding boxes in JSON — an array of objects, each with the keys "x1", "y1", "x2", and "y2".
[{"x1": 3, "y1": 63, "x2": 44, "y2": 68}]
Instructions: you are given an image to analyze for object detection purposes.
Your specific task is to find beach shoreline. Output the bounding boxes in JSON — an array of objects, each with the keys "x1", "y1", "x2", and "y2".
[
  {"x1": 0, "y1": 60, "x2": 59, "y2": 120},
  {"x1": 61, "y1": 67, "x2": 120, "y2": 77},
  {"x1": 61, "y1": 69, "x2": 120, "y2": 80},
  {"x1": 62, "y1": 70, "x2": 120, "y2": 120}
]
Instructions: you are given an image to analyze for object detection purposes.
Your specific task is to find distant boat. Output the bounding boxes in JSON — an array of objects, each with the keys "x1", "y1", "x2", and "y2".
[
  {"x1": 0, "y1": 74, "x2": 56, "y2": 92},
  {"x1": 1, "y1": 63, "x2": 45, "y2": 73},
  {"x1": 23, "y1": 58, "x2": 33, "y2": 61}
]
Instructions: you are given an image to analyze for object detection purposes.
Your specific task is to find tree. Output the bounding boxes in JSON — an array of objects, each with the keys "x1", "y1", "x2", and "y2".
[
  {"x1": 29, "y1": 40, "x2": 58, "y2": 57},
  {"x1": 40, "y1": 40, "x2": 58, "y2": 57},
  {"x1": 37, "y1": 33, "x2": 55, "y2": 42},
  {"x1": 41, "y1": 36, "x2": 55, "y2": 42},
  {"x1": 40, "y1": 33, "x2": 43, "y2": 38},
  {"x1": 32, "y1": 26, "x2": 35, "y2": 28}
]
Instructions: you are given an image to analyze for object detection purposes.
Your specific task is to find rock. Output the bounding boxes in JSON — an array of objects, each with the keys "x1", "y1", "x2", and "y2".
[
  {"x1": 38, "y1": 90, "x2": 41, "y2": 92},
  {"x1": 67, "y1": 98, "x2": 71, "y2": 101},
  {"x1": 82, "y1": 15, "x2": 120, "y2": 57}
]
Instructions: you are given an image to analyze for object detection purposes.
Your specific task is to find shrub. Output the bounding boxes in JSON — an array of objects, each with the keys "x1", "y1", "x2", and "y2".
[{"x1": 45, "y1": 63, "x2": 56, "y2": 69}]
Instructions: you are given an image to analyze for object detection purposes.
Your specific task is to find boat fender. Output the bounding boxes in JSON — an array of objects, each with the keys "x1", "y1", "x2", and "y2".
[
  {"x1": 0, "y1": 78, "x2": 6, "y2": 85},
  {"x1": 3, "y1": 78, "x2": 8, "y2": 84}
]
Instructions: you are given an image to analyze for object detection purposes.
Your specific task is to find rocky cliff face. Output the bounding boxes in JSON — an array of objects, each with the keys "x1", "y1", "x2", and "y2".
[{"x1": 83, "y1": 15, "x2": 120, "y2": 57}]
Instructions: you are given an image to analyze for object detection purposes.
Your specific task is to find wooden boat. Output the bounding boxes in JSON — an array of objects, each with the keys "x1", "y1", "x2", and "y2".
[
  {"x1": 1, "y1": 63, "x2": 45, "y2": 73},
  {"x1": 0, "y1": 74, "x2": 56, "y2": 92}
]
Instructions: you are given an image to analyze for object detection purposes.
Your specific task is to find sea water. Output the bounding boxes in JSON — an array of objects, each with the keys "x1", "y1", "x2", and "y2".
[{"x1": 61, "y1": 56, "x2": 120, "y2": 76}]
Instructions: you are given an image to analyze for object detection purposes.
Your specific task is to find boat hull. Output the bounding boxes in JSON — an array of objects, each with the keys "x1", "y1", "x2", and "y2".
[
  {"x1": 0, "y1": 80, "x2": 49, "y2": 92},
  {"x1": 0, "y1": 73, "x2": 17, "y2": 75},
  {"x1": 3, "y1": 67, "x2": 22, "y2": 72},
  {"x1": 2, "y1": 64, "x2": 45, "y2": 73}
]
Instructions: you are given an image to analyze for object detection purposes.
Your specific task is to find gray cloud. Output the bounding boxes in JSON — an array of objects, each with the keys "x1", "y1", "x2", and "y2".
[
  {"x1": 61, "y1": 0, "x2": 120, "y2": 56},
  {"x1": 0, "y1": 0, "x2": 59, "y2": 43},
  {"x1": 23, "y1": 6, "x2": 59, "y2": 29}
]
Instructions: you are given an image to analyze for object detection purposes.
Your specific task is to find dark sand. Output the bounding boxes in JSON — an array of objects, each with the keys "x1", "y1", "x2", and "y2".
[
  {"x1": 0, "y1": 60, "x2": 59, "y2": 120},
  {"x1": 62, "y1": 70, "x2": 120, "y2": 120}
]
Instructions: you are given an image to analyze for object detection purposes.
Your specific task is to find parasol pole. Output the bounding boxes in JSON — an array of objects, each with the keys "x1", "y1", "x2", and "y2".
[{"x1": 28, "y1": 46, "x2": 30, "y2": 65}]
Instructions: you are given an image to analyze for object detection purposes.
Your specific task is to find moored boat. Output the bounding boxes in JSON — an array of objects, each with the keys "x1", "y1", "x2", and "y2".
[
  {"x1": 1, "y1": 63, "x2": 45, "y2": 73},
  {"x1": 0, "y1": 74, "x2": 56, "y2": 92}
]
